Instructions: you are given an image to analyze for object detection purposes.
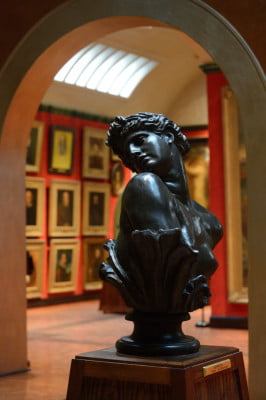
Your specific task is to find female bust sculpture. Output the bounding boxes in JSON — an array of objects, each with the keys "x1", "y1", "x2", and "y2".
[{"x1": 100, "y1": 112, "x2": 223, "y2": 355}]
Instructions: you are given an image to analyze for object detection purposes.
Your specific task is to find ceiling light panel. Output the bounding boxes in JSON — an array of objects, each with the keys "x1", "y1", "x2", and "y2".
[
  {"x1": 54, "y1": 42, "x2": 158, "y2": 98},
  {"x1": 120, "y1": 60, "x2": 158, "y2": 98}
]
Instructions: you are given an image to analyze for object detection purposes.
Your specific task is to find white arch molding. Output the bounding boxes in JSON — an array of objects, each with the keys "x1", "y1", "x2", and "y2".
[{"x1": 0, "y1": 1, "x2": 265, "y2": 397}]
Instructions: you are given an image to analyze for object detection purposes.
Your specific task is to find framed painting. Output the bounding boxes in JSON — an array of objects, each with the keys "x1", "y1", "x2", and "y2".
[
  {"x1": 26, "y1": 121, "x2": 44, "y2": 173},
  {"x1": 82, "y1": 127, "x2": 110, "y2": 179},
  {"x1": 48, "y1": 179, "x2": 80, "y2": 237},
  {"x1": 82, "y1": 182, "x2": 110, "y2": 235},
  {"x1": 48, "y1": 125, "x2": 75, "y2": 175},
  {"x1": 25, "y1": 177, "x2": 45, "y2": 237},
  {"x1": 184, "y1": 139, "x2": 209, "y2": 209},
  {"x1": 222, "y1": 86, "x2": 248, "y2": 303},
  {"x1": 83, "y1": 238, "x2": 108, "y2": 290},
  {"x1": 111, "y1": 162, "x2": 125, "y2": 196},
  {"x1": 26, "y1": 239, "x2": 45, "y2": 299},
  {"x1": 48, "y1": 238, "x2": 79, "y2": 293}
]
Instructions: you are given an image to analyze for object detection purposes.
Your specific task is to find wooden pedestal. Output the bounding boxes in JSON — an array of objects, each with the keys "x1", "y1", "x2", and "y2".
[{"x1": 66, "y1": 346, "x2": 249, "y2": 400}]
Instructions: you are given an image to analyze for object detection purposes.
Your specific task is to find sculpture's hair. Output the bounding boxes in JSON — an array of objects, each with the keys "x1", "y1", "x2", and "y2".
[{"x1": 106, "y1": 112, "x2": 190, "y2": 171}]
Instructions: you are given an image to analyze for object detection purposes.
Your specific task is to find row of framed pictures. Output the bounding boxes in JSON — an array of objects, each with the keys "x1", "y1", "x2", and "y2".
[
  {"x1": 26, "y1": 122, "x2": 112, "y2": 179},
  {"x1": 26, "y1": 178, "x2": 110, "y2": 237},
  {"x1": 26, "y1": 238, "x2": 107, "y2": 299}
]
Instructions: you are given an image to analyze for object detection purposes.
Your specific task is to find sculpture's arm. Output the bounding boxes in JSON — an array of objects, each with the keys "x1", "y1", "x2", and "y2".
[{"x1": 122, "y1": 173, "x2": 179, "y2": 232}]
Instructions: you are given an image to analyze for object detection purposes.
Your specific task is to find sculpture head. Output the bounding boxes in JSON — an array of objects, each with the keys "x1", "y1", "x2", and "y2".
[{"x1": 106, "y1": 112, "x2": 189, "y2": 173}]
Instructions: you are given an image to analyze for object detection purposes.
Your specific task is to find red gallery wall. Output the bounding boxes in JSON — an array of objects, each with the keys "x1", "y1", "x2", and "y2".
[{"x1": 26, "y1": 108, "x2": 131, "y2": 300}]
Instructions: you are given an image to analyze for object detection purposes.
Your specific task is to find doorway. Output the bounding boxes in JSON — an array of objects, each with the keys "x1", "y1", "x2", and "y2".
[{"x1": 0, "y1": 2, "x2": 265, "y2": 397}]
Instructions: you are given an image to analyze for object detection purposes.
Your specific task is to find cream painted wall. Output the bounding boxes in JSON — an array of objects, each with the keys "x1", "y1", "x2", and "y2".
[{"x1": 168, "y1": 74, "x2": 208, "y2": 125}]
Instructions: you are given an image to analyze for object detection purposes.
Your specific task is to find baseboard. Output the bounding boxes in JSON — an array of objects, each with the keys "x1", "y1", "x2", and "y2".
[
  {"x1": 210, "y1": 315, "x2": 248, "y2": 329},
  {"x1": 27, "y1": 291, "x2": 100, "y2": 308}
]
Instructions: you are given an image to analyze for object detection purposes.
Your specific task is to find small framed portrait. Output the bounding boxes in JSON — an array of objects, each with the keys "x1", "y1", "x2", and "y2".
[
  {"x1": 48, "y1": 125, "x2": 75, "y2": 175},
  {"x1": 48, "y1": 179, "x2": 81, "y2": 237},
  {"x1": 184, "y1": 140, "x2": 209, "y2": 209},
  {"x1": 82, "y1": 127, "x2": 110, "y2": 179},
  {"x1": 111, "y1": 162, "x2": 125, "y2": 196},
  {"x1": 26, "y1": 121, "x2": 44, "y2": 173},
  {"x1": 82, "y1": 182, "x2": 110, "y2": 235},
  {"x1": 25, "y1": 177, "x2": 45, "y2": 237},
  {"x1": 83, "y1": 238, "x2": 107, "y2": 290},
  {"x1": 48, "y1": 238, "x2": 79, "y2": 293},
  {"x1": 26, "y1": 239, "x2": 45, "y2": 299}
]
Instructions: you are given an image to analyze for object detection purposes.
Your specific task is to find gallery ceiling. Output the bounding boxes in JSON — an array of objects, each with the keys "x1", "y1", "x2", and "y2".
[{"x1": 43, "y1": 25, "x2": 213, "y2": 126}]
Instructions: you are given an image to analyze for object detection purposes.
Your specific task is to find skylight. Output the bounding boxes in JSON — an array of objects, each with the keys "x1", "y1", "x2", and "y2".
[{"x1": 54, "y1": 43, "x2": 158, "y2": 99}]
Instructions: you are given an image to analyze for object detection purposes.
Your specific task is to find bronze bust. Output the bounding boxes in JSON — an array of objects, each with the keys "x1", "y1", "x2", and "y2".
[{"x1": 100, "y1": 112, "x2": 223, "y2": 356}]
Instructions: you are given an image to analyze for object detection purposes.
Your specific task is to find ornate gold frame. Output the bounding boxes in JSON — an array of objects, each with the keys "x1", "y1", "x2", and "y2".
[
  {"x1": 82, "y1": 182, "x2": 110, "y2": 236},
  {"x1": 25, "y1": 177, "x2": 45, "y2": 237},
  {"x1": 82, "y1": 127, "x2": 110, "y2": 179},
  {"x1": 26, "y1": 121, "x2": 44, "y2": 173},
  {"x1": 26, "y1": 239, "x2": 45, "y2": 299},
  {"x1": 222, "y1": 86, "x2": 248, "y2": 303},
  {"x1": 48, "y1": 238, "x2": 79, "y2": 293},
  {"x1": 48, "y1": 179, "x2": 81, "y2": 237}
]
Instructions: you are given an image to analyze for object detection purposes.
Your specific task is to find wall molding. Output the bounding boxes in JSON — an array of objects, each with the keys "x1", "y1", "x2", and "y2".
[{"x1": 39, "y1": 104, "x2": 112, "y2": 124}]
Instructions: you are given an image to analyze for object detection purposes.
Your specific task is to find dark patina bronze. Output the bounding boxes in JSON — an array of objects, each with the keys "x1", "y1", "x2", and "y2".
[{"x1": 100, "y1": 112, "x2": 223, "y2": 356}]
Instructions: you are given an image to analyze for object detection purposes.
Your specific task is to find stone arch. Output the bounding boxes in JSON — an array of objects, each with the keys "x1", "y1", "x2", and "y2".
[{"x1": 0, "y1": 1, "x2": 265, "y2": 396}]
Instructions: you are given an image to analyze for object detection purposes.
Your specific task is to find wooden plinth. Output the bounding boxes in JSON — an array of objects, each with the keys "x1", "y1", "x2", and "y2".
[{"x1": 66, "y1": 346, "x2": 249, "y2": 400}]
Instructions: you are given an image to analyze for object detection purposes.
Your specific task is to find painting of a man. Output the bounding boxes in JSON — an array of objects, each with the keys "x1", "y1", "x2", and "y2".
[
  {"x1": 89, "y1": 192, "x2": 104, "y2": 226},
  {"x1": 184, "y1": 142, "x2": 209, "y2": 208},
  {"x1": 26, "y1": 188, "x2": 37, "y2": 226},
  {"x1": 57, "y1": 190, "x2": 73, "y2": 226},
  {"x1": 89, "y1": 138, "x2": 104, "y2": 170},
  {"x1": 55, "y1": 249, "x2": 72, "y2": 282},
  {"x1": 111, "y1": 163, "x2": 125, "y2": 196},
  {"x1": 86, "y1": 244, "x2": 104, "y2": 283},
  {"x1": 26, "y1": 127, "x2": 38, "y2": 166}
]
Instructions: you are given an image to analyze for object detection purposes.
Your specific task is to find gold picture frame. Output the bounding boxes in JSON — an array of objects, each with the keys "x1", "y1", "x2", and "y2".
[
  {"x1": 25, "y1": 177, "x2": 45, "y2": 237},
  {"x1": 82, "y1": 182, "x2": 110, "y2": 236},
  {"x1": 222, "y1": 86, "x2": 248, "y2": 303},
  {"x1": 184, "y1": 140, "x2": 209, "y2": 209},
  {"x1": 48, "y1": 238, "x2": 79, "y2": 293},
  {"x1": 26, "y1": 121, "x2": 44, "y2": 173},
  {"x1": 111, "y1": 162, "x2": 125, "y2": 196},
  {"x1": 48, "y1": 125, "x2": 75, "y2": 175},
  {"x1": 83, "y1": 238, "x2": 107, "y2": 290},
  {"x1": 26, "y1": 239, "x2": 45, "y2": 299},
  {"x1": 48, "y1": 179, "x2": 81, "y2": 237},
  {"x1": 82, "y1": 127, "x2": 110, "y2": 179}
]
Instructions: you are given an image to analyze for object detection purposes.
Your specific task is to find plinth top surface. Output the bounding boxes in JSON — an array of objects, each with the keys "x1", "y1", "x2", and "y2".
[{"x1": 75, "y1": 345, "x2": 239, "y2": 368}]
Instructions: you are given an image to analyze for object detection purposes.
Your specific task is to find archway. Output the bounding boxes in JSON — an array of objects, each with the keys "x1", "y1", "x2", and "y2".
[{"x1": 0, "y1": 1, "x2": 265, "y2": 397}]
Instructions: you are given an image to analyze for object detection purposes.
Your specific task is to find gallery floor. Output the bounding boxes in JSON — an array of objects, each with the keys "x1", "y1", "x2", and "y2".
[{"x1": 0, "y1": 300, "x2": 248, "y2": 400}]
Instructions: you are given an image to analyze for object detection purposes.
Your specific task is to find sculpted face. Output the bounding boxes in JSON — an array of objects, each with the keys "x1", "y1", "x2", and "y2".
[{"x1": 124, "y1": 130, "x2": 174, "y2": 176}]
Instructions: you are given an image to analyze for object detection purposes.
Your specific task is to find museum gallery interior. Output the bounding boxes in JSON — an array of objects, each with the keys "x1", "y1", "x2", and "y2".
[{"x1": 0, "y1": 1, "x2": 265, "y2": 399}]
